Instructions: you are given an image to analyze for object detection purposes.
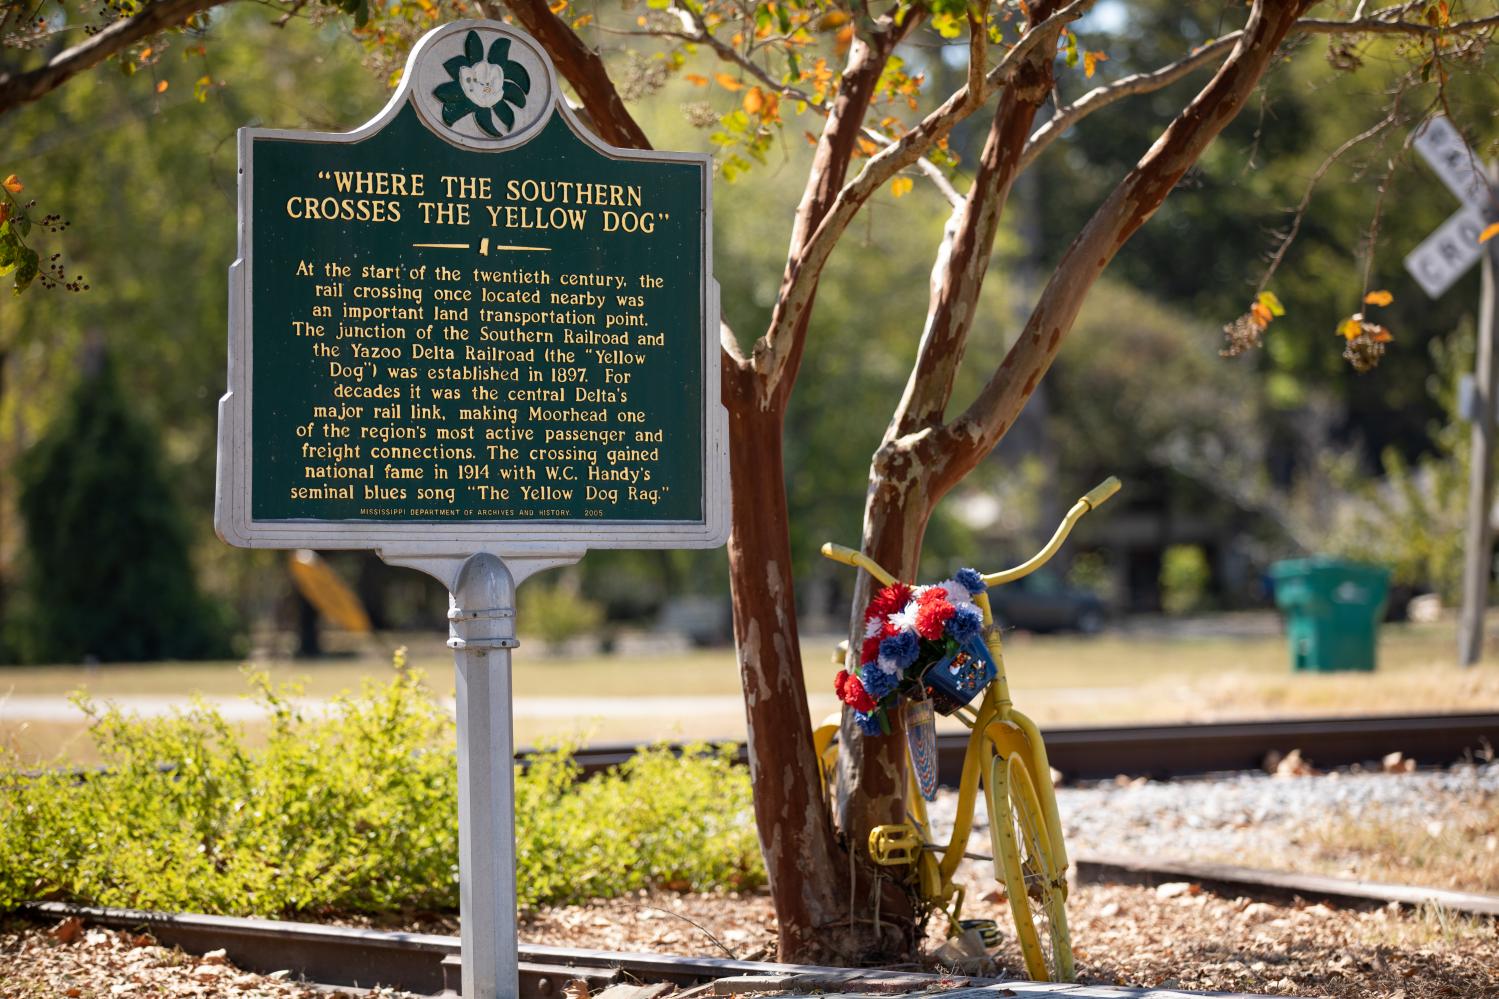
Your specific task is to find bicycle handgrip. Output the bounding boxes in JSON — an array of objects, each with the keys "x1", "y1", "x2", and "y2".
[
  {"x1": 1082, "y1": 476, "x2": 1121, "y2": 510},
  {"x1": 821, "y1": 542, "x2": 862, "y2": 567}
]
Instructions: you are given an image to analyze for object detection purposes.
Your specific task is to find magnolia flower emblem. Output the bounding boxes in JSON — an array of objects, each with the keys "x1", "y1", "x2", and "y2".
[{"x1": 434, "y1": 31, "x2": 531, "y2": 136}]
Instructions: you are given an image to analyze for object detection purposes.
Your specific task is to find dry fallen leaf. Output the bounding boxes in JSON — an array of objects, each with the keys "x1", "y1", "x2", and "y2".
[{"x1": 51, "y1": 917, "x2": 85, "y2": 945}]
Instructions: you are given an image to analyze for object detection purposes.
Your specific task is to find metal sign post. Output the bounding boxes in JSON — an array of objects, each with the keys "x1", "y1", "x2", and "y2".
[
  {"x1": 215, "y1": 21, "x2": 729, "y2": 997},
  {"x1": 1404, "y1": 119, "x2": 1497, "y2": 667}
]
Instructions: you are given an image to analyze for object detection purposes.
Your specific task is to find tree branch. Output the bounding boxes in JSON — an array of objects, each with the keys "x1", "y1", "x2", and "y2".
[
  {"x1": 660, "y1": 6, "x2": 959, "y2": 206},
  {"x1": 1296, "y1": 13, "x2": 1499, "y2": 36},
  {"x1": 927, "y1": 0, "x2": 1314, "y2": 496},
  {"x1": 887, "y1": 3, "x2": 1068, "y2": 438},
  {"x1": 755, "y1": 0, "x2": 1097, "y2": 399},
  {"x1": 502, "y1": 0, "x2": 653, "y2": 150},
  {"x1": 0, "y1": 0, "x2": 222, "y2": 117},
  {"x1": 751, "y1": 10, "x2": 919, "y2": 406},
  {"x1": 1021, "y1": 34, "x2": 1240, "y2": 171},
  {"x1": 1019, "y1": 7, "x2": 1497, "y2": 174}
]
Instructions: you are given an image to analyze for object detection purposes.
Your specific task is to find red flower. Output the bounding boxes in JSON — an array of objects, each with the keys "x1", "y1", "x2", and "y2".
[
  {"x1": 844, "y1": 674, "x2": 878, "y2": 713},
  {"x1": 864, "y1": 583, "x2": 912, "y2": 623},
  {"x1": 914, "y1": 595, "x2": 955, "y2": 640},
  {"x1": 834, "y1": 669, "x2": 851, "y2": 701},
  {"x1": 860, "y1": 634, "x2": 883, "y2": 664}
]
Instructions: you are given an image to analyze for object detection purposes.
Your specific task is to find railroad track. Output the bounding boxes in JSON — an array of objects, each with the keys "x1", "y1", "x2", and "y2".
[
  {"x1": 10, "y1": 902, "x2": 1037, "y2": 997},
  {"x1": 543, "y1": 712, "x2": 1499, "y2": 784},
  {"x1": 21, "y1": 862, "x2": 1497, "y2": 999}
]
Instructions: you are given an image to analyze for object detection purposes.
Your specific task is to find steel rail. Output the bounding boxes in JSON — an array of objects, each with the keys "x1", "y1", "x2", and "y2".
[
  {"x1": 14, "y1": 901, "x2": 1320, "y2": 998},
  {"x1": 546, "y1": 712, "x2": 1498, "y2": 784}
]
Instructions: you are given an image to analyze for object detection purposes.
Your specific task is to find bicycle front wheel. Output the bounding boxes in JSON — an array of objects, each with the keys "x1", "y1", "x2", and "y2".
[{"x1": 986, "y1": 750, "x2": 1074, "y2": 982}]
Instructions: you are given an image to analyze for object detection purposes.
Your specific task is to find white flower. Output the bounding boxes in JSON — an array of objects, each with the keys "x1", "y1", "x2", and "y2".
[
  {"x1": 459, "y1": 62, "x2": 505, "y2": 108},
  {"x1": 890, "y1": 601, "x2": 920, "y2": 634},
  {"x1": 864, "y1": 616, "x2": 885, "y2": 639},
  {"x1": 937, "y1": 579, "x2": 972, "y2": 606},
  {"x1": 876, "y1": 655, "x2": 901, "y2": 674}
]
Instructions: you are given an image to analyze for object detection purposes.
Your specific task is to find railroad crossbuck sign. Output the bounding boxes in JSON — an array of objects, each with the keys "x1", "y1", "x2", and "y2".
[
  {"x1": 214, "y1": 21, "x2": 727, "y2": 999},
  {"x1": 1403, "y1": 116, "x2": 1494, "y2": 299}
]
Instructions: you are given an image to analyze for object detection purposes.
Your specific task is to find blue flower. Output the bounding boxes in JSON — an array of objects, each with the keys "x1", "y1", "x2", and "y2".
[
  {"x1": 878, "y1": 629, "x2": 920, "y2": 668},
  {"x1": 859, "y1": 663, "x2": 900, "y2": 700},
  {"x1": 946, "y1": 603, "x2": 984, "y2": 641},
  {"x1": 855, "y1": 710, "x2": 884, "y2": 736},
  {"x1": 955, "y1": 567, "x2": 986, "y2": 597}
]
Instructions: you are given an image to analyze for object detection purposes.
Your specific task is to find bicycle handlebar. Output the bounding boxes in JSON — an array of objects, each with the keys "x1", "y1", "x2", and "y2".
[{"x1": 819, "y1": 477, "x2": 1121, "y2": 589}]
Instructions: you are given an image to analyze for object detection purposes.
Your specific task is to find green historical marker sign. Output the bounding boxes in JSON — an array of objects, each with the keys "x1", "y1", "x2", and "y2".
[
  {"x1": 216, "y1": 21, "x2": 727, "y2": 552},
  {"x1": 215, "y1": 24, "x2": 727, "y2": 999}
]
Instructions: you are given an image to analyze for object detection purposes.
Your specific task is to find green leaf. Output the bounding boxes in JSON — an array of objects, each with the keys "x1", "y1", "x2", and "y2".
[
  {"x1": 474, "y1": 106, "x2": 502, "y2": 136},
  {"x1": 433, "y1": 81, "x2": 464, "y2": 104},
  {"x1": 444, "y1": 56, "x2": 469, "y2": 80},
  {"x1": 441, "y1": 101, "x2": 470, "y2": 126},
  {"x1": 13, "y1": 246, "x2": 38, "y2": 293},
  {"x1": 488, "y1": 37, "x2": 511, "y2": 65},
  {"x1": 464, "y1": 30, "x2": 484, "y2": 66},
  {"x1": 503, "y1": 60, "x2": 531, "y2": 94},
  {"x1": 492, "y1": 101, "x2": 515, "y2": 131},
  {"x1": 504, "y1": 81, "x2": 527, "y2": 108}
]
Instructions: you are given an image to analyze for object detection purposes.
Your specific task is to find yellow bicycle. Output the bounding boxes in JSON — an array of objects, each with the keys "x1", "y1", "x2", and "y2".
[{"x1": 817, "y1": 477, "x2": 1120, "y2": 982}]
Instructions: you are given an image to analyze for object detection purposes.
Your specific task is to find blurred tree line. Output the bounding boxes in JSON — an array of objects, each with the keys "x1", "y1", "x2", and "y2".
[{"x1": 0, "y1": 2, "x2": 1493, "y2": 662}]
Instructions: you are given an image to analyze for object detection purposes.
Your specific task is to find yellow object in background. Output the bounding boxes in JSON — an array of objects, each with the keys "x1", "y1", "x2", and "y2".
[{"x1": 288, "y1": 549, "x2": 372, "y2": 634}]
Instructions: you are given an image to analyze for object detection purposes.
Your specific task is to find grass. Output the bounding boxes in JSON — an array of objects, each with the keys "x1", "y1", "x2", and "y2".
[{"x1": 3, "y1": 617, "x2": 1497, "y2": 764}]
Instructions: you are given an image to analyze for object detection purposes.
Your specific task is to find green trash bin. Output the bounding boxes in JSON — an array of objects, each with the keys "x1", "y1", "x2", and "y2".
[{"x1": 1268, "y1": 558, "x2": 1391, "y2": 672}]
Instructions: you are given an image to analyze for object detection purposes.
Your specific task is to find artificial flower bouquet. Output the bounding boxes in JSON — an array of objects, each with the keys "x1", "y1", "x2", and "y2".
[{"x1": 833, "y1": 567, "x2": 998, "y2": 737}]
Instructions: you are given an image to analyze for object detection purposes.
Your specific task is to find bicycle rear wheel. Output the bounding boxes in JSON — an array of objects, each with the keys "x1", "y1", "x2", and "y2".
[{"x1": 986, "y1": 751, "x2": 1074, "y2": 982}]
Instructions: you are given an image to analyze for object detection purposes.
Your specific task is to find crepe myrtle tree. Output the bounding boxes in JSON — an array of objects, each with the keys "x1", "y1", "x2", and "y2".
[
  {"x1": 9, "y1": 0, "x2": 1498, "y2": 966},
  {"x1": 437, "y1": 0, "x2": 1499, "y2": 965}
]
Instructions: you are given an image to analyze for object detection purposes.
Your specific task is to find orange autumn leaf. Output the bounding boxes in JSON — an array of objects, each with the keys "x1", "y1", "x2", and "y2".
[
  {"x1": 1083, "y1": 51, "x2": 1108, "y2": 79},
  {"x1": 835, "y1": 24, "x2": 854, "y2": 52},
  {"x1": 1369, "y1": 326, "x2": 1394, "y2": 343},
  {"x1": 1337, "y1": 316, "x2": 1363, "y2": 341},
  {"x1": 2, "y1": 174, "x2": 21, "y2": 194},
  {"x1": 139, "y1": 46, "x2": 153, "y2": 60},
  {"x1": 549, "y1": 0, "x2": 566, "y2": 13},
  {"x1": 890, "y1": 176, "x2": 914, "y2": 198},
  {"x1": 1363, "y1": 289, "x2": 1394, "y2": 307},
  {"x1": 156, "y1": 80, "x2": 169, "y2": 93},
  {"x1": 684, "y1": 73, "x2": 708, "y2": 87},
  {"x1": 714, "y1": 72, "x2": 743, "y2": 92},
  {"x1": 1480, "y1": 221, "x2": 1499, "y2": 244},
  {"x1": 1250, "y1": 302, "x2": 1274, "y2": 328},
  {"x1": 743, "y1": 87, "x2": 764, "y2": 115}
]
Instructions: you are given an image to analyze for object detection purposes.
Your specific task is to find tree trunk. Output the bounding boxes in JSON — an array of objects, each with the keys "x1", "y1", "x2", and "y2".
[
  {"x1": 830, "y1": 449, "x2": 934, "y2": 956},
  {"x1": 723, "y1": 363, "x2": 854, "y2": 963}
]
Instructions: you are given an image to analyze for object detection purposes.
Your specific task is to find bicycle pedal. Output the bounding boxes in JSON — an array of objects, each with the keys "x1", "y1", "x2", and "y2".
[
  {"x1": 957, "y1": 918, "x2": 1002, "y2": 949},
  {"x1": 868, "y1": 824, "x2": 922, "y2": 865}
]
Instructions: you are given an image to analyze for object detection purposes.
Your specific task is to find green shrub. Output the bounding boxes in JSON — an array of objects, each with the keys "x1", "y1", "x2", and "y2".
[
  {"x1": 1159, "y1": 544, "x2": 1211, "y2": 615},
  {"x1": 0, "y1": 662, "x2": 762, "y2": 916},
  {"x1": 517, "y1": 581, "x2": 605, "y2": 647}
]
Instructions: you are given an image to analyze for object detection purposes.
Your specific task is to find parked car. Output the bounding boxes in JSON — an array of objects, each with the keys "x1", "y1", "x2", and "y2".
[{"x1": 987, "y1": 569, "x2": 1107, "y2": 634}]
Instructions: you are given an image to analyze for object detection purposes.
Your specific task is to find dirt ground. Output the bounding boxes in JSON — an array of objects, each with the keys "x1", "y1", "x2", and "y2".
[{"x1": 5, "y1": 881, "x2": 1496, "y2": 999}]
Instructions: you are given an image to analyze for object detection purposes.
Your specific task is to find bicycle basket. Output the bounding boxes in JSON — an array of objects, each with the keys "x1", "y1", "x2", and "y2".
[{"x1": 920, "y1": 632, "x2": 996, "y2": 715}]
